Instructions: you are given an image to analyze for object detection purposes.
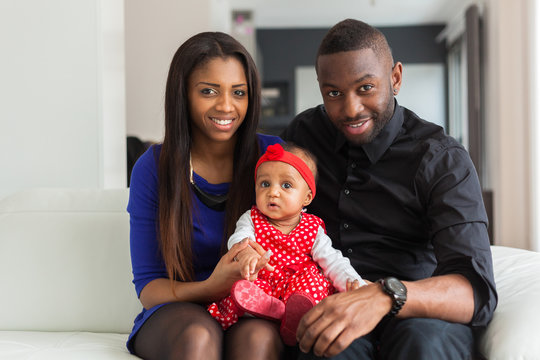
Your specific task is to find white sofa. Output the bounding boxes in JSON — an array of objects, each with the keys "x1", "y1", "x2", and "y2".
[
  {"x1": 0, "y1": 188, "x2": 140, "y2": 359},
  {"x1": 0, "y1": 188, "x2": 539, "y2": 359}
]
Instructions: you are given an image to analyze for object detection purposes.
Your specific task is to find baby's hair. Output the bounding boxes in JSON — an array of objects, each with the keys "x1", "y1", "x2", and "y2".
[{"x1": 281, "y1": 142, "x2": 319, "y2": 183}]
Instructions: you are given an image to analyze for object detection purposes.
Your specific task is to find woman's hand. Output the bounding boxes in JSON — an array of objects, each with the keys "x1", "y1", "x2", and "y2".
[
  {"x1": 204, "y1": 239, "x2": 255, "y2": 299},
  {"x1": 139, "y1": 240, "x2": 270, "y2": 308}
]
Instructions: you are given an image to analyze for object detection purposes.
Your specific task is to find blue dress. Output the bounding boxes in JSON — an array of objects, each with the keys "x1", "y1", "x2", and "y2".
[{"x1": 126, "y1": 134, "x2": 281, "y2": 352}]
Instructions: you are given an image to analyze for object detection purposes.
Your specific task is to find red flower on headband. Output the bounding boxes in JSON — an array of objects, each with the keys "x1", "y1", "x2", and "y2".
[{"x1": 265, "y1": 143, "x2": 284, "y2": 160}]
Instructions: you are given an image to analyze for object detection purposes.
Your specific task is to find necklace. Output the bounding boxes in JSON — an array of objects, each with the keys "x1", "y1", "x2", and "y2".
[{"x1": 189, "y1": 154, "x2": 228, "y2": 211}]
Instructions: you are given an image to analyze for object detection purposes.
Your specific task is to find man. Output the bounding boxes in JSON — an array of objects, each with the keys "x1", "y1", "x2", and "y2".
[{"x1": 281, "y1": 19, "x2": 497, "y2": 360}]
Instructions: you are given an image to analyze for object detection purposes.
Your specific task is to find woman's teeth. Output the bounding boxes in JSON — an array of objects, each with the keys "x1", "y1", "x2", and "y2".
[{"x1": 212, "y1": 118, "x2": 233, "y2": 125}]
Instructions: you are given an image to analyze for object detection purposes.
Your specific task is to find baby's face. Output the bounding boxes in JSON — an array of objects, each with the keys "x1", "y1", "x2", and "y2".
[{"x1": 255, "y1": 161, "x2": 313, "y2": 222}]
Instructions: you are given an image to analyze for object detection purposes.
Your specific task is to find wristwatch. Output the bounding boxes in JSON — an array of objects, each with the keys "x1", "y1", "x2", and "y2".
[{"x1": 377, "y1": 277, "x2": 407, "y2": 317}]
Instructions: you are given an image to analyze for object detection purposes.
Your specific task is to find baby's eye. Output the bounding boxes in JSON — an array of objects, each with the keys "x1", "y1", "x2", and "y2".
[
  {"x1": 282, "y1": 183, "x2": 292, "y2": 189},
  {"x1": 261, "y1": 181, "x2": 270, "y2": 188}
]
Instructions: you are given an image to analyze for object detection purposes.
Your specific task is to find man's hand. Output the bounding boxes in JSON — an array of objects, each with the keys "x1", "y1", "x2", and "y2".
[{"x1": 296, "y1": 282, "x2": 391, "y2": 357}]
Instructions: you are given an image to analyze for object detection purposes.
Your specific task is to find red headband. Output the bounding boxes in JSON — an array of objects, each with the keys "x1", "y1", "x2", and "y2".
[{"x1": 255, "y1": 143, "x2": 316, "y2": 198}]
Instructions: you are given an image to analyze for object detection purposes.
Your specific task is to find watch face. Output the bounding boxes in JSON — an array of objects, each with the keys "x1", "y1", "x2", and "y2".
[{"x1": 387, "y1": 277, "x2": 407, "y2": 296}]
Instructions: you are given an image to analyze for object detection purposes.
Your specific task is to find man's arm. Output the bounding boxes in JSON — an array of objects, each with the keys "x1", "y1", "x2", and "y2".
[{"x1": 297, "y1": 273, "x2": 473, "y2": 358}]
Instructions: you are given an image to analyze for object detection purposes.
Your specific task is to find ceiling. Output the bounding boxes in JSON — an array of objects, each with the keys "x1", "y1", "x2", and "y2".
[{"x1": 229, "y1": 0, "x2": 477, "y2": 28}]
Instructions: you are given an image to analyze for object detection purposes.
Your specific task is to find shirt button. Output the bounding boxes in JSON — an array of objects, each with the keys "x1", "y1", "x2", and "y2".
[
  {"x1": 343, "y1": 223, "x2": 349, "y2": 229},
  {"x1": 344, "y1": 189, "x2": 350, "y2": 195},
  {"x1": 350, "y1": 163, "x2": 357, "y2": 169},
  {"x1": 347, "y1": 248, "x2": 353, "y2": 254}
]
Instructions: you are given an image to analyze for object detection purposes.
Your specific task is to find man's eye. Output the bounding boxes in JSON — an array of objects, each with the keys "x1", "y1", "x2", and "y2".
[
  {"x1": 282, "y1": 183, "x2": 292, "y2": 189},
  {"x1": 360, "y1": 85, "x2": 373, "y2": 92}
]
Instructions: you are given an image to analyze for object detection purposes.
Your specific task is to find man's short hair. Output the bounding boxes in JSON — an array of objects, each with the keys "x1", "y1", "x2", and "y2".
[{"x1": 316, "y1": 19, "x2": 393, "y2": 65}]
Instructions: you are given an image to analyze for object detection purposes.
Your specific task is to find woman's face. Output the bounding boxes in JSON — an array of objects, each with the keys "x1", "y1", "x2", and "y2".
[{"x1": 187, "y1": 56, "x2": 249, "y2": 146}]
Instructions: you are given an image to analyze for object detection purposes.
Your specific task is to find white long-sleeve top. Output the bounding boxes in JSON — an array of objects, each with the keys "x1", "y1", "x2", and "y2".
[{"x1": 228, "y1": 209, "x2": 366, "y2": 292}]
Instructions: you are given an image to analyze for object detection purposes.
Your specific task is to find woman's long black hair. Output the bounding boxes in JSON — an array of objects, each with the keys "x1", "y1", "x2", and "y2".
[{"x1": 158, "y1": 32, "x2": 261, "y2": 282}]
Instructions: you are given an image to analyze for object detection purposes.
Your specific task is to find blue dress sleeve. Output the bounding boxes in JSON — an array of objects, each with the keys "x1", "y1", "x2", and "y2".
[{"x1": 127, "y1": 145, "x2": 167, "y2": 297}]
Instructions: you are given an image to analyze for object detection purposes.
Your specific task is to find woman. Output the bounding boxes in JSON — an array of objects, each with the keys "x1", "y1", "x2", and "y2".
[{"x1": 127, "y1": 32, "x2": 282, "y2": 359}]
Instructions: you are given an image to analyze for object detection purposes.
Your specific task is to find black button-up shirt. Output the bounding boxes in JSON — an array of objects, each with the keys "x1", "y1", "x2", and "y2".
[{"x1": 281, "y1": 103, "x2": 497, "y2": 327}]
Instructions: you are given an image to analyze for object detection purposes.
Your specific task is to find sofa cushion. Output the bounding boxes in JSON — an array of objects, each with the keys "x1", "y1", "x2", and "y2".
[
  {"x1": 0, "y1": 188, "x2": 141, "y2": 333},
  {"x1": 478, "y1": 245, "x2": 540, "y2": 359},
  {"x1": 0, "y1": 331, "x2": 138, "y2": 359}
]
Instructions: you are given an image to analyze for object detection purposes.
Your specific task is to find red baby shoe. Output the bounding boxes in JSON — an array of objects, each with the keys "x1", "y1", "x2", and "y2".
[
  {"x1": 280, "y1": 292, "x2": 316, "y2": 346},
  {"x1": 231, "y1": 280, "x2": 285, "y2": 321}
]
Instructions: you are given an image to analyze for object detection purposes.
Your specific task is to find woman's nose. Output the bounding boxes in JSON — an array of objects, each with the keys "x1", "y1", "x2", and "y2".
[{"x1": 216, "y1": 93, "x2": 234, "y2": 112}]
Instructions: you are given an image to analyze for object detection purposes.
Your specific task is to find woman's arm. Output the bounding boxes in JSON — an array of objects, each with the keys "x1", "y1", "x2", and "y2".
[{"x1": 139, "y1": 240, "x2": 252, "y2": 309}]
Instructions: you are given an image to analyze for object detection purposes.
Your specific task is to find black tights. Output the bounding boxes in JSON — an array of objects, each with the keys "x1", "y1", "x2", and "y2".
[{"x1": 132, "y1": 302, "x2": 284, "y2": 360}]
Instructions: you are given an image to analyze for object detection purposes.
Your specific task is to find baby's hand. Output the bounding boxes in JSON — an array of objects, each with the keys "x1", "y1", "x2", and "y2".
[
  {"x1": 234, "y1": 241, "x2": 263, "y2": 279},
  {"x1": 346, "y1": 278, "x2": 362, "y2": 291}
]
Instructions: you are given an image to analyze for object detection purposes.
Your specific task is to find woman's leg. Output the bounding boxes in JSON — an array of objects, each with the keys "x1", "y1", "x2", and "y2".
[
  {"x1": 224, "y1": 317, "x2": 284, "y2": 360},
  {"x1": 132, "y1": 302, "x2": 223, "y2": 360}
]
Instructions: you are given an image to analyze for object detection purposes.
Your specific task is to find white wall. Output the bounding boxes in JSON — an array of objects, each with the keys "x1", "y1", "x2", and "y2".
[
  {"x1": 483, "y1": 0, "x2": 534, "y2": 249},
  {"x1": 532, "y1": 0, "x2": 540, "y2": 251},
  {"x1": 124, "y1": 0, "x2": 230, "y2": 143},
  {"x1": 0, "y1": 0, "x2": 126, "y2": 200}
]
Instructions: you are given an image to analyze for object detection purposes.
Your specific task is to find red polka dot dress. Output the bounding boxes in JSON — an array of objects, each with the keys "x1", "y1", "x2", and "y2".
[{"x1": 208, "y1": 206, "x2": 335, "y2": 329}]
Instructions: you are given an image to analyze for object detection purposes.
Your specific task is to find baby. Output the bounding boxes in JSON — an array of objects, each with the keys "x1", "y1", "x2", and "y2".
[{"x1": 207, "y1": 143, "x2": 365, "y2": 345}]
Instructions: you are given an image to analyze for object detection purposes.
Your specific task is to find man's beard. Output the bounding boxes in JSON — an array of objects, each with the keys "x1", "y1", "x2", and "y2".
[{"x1": 346, "y1": 99, "x2": 394, "y2": 145}]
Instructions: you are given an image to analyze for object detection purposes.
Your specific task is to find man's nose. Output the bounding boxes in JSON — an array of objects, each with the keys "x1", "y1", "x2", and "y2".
[{"x1": 343, "y1": 94, "x2": 363, "y2": 119}]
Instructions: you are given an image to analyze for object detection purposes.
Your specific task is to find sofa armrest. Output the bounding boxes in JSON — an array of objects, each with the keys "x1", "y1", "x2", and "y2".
[
  {"x1": 477, "y1": 245, "x2": 540, "y2": 359},
  {"x1": 0, "y1": 188, "x2": 141, "y2": 333}
]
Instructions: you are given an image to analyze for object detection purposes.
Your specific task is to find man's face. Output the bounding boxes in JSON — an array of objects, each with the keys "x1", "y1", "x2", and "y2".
[{"x1": 316, "y1": 48, "x2": 402, "y2": 145}]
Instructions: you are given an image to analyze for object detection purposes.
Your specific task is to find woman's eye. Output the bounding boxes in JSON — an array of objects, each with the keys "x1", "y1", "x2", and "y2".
[
  {"x1": 201, "y1": 88, "x2": 217, "y2": 95},
  {"x1": 282, "y1": 183, "x2": 292, "y2": 189},
  {"x1": 234, "y1": 89, "x2": 246, "y2": 96},
  {"x1": 327, "y1": 90, "x2": 340, "y2": 97},
  {"x1": 261, "y1": 181, "x2": 269, "y2": 188}
]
